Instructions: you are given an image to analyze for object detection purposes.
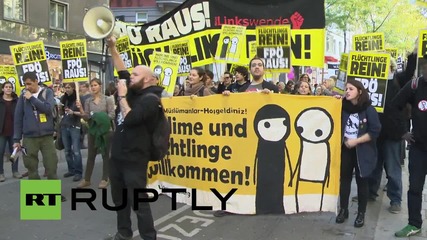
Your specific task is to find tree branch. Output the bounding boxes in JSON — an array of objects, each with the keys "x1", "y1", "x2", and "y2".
[{"x1": 374, "y1": 2, "x2": 398, "y2": 32}]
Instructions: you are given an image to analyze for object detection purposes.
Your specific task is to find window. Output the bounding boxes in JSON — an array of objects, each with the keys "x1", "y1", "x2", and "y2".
[
  {"x1": 50, "y1": 1, "x2": 67, "y2": 30},
  {"x1": 135, "y1": 12, "x2": 148, "y2": 23},
  {"x1": 4, "y1": 0, "x2": 25, "y2": 21}
]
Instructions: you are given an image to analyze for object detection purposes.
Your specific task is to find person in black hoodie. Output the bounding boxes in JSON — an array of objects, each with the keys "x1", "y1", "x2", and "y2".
[
  {"x1": 394, "y1": 55, "x2": 427, "y2": 238},
  {"x1": 368, "y1": 59, "x2": 406, "y2": 214},
  {"x1": 335, "y1": 79, "x2": 381, "y2": 228},
  {"x1": 0, "y1": 82, "x2": 21, "y2": 182},
  {"x1": 105, "y1": 36, "x2": 160, "y2": 240}
]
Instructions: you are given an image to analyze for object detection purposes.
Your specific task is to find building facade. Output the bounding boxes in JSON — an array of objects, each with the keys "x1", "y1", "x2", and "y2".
[{"x1": 0, "y1": 0, "x2": 110, "y2": 85}]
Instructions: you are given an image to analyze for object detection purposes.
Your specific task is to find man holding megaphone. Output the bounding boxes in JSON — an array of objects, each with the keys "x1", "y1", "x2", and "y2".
[{"x1": 104, "y1": 35, "x2": 165, "y2": 240}]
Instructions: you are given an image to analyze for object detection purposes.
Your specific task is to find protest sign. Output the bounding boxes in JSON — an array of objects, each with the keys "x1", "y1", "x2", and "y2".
[
  {"x1": 10, "y1": 41, "x2": 51, "y2": 87},
  {"x1": 215, "y1": 25, "x2": 246, "y2": 63},
  {"x1": 150, "y1": 51, "x2": 181, "y2": 95},
  {"x1": 417, "y1": 29, "x2": 427, "y2": 77},
  {"x1": 385, "y1": 48, "x2": 398, "y2": 59},
  {"x1": 256, "y1": 25, "x2": 291, "y2": 72},
  {"x1": 0, "y1": 65, "x2": 21, "y2": 95},
  {"x1": 170, "y1": 40, "x2": 192, "y2": 77},
  {"x1": 352, "y1": 33, "x2": 385, "y2": 51},
  {"x1": 347, "y1": 51, "x2": 390, "y2": 112},
  {"x1": 114, "y1": 36, "x2": 133, "y2": 76},
  {"x1": 60, "y1": 39, "x2": 88, "y2": 83},
  {"x1": 116, "y1": 0, "x2": 325, "y2": 68},
  {"x1": 147, "y1": 94, "x2": 342, "y2": 214},
  {"x1": 333, "y1": 53, "x2": 348, "y2": 94}
]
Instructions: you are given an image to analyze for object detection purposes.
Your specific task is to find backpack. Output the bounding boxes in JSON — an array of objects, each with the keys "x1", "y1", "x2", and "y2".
[
  {"x1": 144, "y1": 93, "x2": 171, "y2": 161},
  {"x1": 40, "y1": 88, "x2": 60, "y2": 127}
]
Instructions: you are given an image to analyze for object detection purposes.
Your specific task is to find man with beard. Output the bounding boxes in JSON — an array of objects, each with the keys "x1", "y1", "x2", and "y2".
[{"x1": 105, "y1": 36, "x2": 163, "y2": 240}]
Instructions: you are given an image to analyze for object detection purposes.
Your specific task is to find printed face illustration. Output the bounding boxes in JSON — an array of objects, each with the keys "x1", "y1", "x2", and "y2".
[
  {"x1": 164, "y1": 68, "x2": 173, "y2": 76},
  {"x1": 231, "y1": 37, "x2": 239, "y2": 44},
  {"x1": 154, "y1": 66, "x2": 163, "y2": 75},
  {"x1": 223, "y1": 37, "x2": 230, "y2": 44},
  {"x1": 0, "y1": 77, "x2": 5, "y2": 85},
  {"x1": 8, "y1": 77, "x2": 16, "y2": 85},
  {"x1": 254, "y1": 104, "x2": 291, "y2": 142},
  {"x1": 295, "y1": 108, "x2": 333, "y2": 143}
]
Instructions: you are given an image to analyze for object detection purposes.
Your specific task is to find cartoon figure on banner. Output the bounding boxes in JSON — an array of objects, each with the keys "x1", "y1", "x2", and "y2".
[
  {"x1": 162, "y1": 67, "x2": 173, "y2": 86},
  {"x1": 0, "y1": 76, "x2": 5, "y2": 85},
  {"x1": 220, "y1": 36, "x2": 230, "y2": 59},
  {"x1": 154, "y1": 65, "x2": 163, "y2": 80},
  {"x1": 227, "y1": 37, "x2": 239, "y2": 60},
  {"x1": 289, "y1": 108, "x2": 333, "y2": 213},
  {"x1": 253, "y1": 104, "x2": 291, "y2": 214},
  {"x1": 8, "y1": 77, "x2": 17, "y2": 92}
]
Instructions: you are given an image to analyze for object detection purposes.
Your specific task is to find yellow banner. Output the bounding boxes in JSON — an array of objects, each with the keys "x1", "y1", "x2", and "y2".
[
  {"x1": 114, "y1": 36, "x2": 133, "y2": 77},
  {"x1": 148, "y1": 94, "x2": 342, "y2": 214},
  {"x1": 60, "y1": 39, "x2": 88, "y2": 83},
  {"x1": 170, "y1": 40, "x2": 192, "y2": 77},
  {"x1": 129, "y1": 28, "x2": 325, "y2": 68},
  {"x1": 9, "y1": 41, "x2": 51, "y2": 86},
  {"x1": 150, "y1": 51, "x2": 181, "y2": 95},
  {"x1": 347, "y1": 51, "x2": 390, "y2": 79},
  {"x1": 0, "y1": 65, "x2": 21, "y2": 95},
  {"x1": 215, "y1": 25, "x2": 246, "y2": 63},
  {"x1": 255, "y1": 25, "x2": 291, "y2": 72},
  {"x1": 352, "y1": 33, "x2": 385, "y2": 51}
]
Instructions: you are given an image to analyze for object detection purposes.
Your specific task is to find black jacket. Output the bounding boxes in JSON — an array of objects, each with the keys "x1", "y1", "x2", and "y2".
[
  {"x1": 392, "y1": 76, "x2": 427, "y2": 151},
  {"x1": 0, "y1": 93, "x2": 18, "y2": 135},
  {"x1": 239, "y1": 80, "x2": 279, "y2": 93},
  {"x1": 111, "y1": 70, "x2": 164, "y2": 162},
  {"x1": 378, "y1": 77, "x2": 407, "y2": 141}
]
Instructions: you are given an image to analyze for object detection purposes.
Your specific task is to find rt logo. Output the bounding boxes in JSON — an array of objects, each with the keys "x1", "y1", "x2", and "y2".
[{"x1": 20, "y1": 180, "x2": 62, "y2": 220}]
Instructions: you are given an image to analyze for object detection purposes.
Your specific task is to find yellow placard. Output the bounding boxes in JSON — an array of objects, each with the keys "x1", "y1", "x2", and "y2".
[
  {"x1": 60, "y1": 39, "x2": 88, "y2": 83},
  {"x1": 215, "y1": 25, "x2": 246, "y2": 63},
  {"x1": 0, "y1": 65, "x2": 21, "y2": 95},
  {"x1": 150, "y1": 51, "x2": 181, "y2": 95},
  {"x1": 114, "y1": 36, "x2": 133, "y2": 76},
  {"x1": 333, "y1": 53, "x2": 348, "y2": 95},
  {"x1": 418, "y1": 30, "x2": 427, "y2": 57},
  {"x1": 170, "y1": 40, "x2": 192, "y2": 77},
  {"x1": 147, "y1": 94, "x2": 342, "y2": 214},
  {"x1": 385, "y1": 48, "x2": 398, "y2": 59},
  {"x1": 352, "y1": 33, "x2": 385, "y2": 51},
  {"x1": 9, "y1": 41, "x2": 51, "y2": 86},
  {"x1": 339, "y1": 53, "x2": 348, "y2": 71},
  {"x1": 347, "y1": 51, "x2": 390, "y2": 79},
  {"x1": 255, "y1": 25, "x2": 291, "y2": 72}
]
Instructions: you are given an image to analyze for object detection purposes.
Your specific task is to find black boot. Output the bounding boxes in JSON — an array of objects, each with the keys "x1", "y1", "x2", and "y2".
[
  {"x1": 354, "y1": 212, "x2": 365, "y2": 228},
  {"x1": 335, "y1": 209, "x2": 348, "y2": 223}
]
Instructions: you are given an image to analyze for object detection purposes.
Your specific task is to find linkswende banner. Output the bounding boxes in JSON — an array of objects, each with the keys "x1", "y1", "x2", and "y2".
[
  {"x1": 114, "y1": 0, "x2": 325, "y2": 68},
  {"x1": 147, "y1": 94, "x2": 342, "y2": 214},
  {"x1": 256, "y1": 25, "x2": 291, "y2": 72},
  {"x1": 150, "y1": 51, "x2": 181, "y2": 95},
  {"x1": 417, "y1": 29, "x2": 427, "y2": 78},
  {"x1": 10, "y1": 41, "x2": 51, "y2": 87},
  {"x1": 333, "y1": 53, "x2": 348, "y2": 94},
  {"x1": 60, "y1": 39, "x2": 88, "y2": 83},
  {"x1": 347, "y1": 51, "x2": 390, "y2": 113},
  {"x1": 0, "y1": 65, "x2": 21, "y2": 95},
  {"x1": 114, "y1": 36, "x2": 133, "y2": 76},
  {"x1": 170, "y1": 40, "x2": 192, "y2": 77},
  {"x1": 215, "y1": 25, "x2": 246, "y2": 63},
  {"x1": 352, "y1": 33, "x2": 385, "y2": 52}
]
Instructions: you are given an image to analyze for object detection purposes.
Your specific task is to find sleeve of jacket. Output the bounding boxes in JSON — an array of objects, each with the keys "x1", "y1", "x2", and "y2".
[
  {"x1": 30, "y1": 88, "x2": 55, "y2": 115},
  {"x1": 263, "y1": 81, "x2": 279, "y2": 93},
  {"x1": 124, "y1": 95, "x2": 160, "y2": 127},
  {"x1": 366, "y1": 106, "x2": 381, "y2": 139},
  {"x1": 391, "y1": 81, "x2": 414, "y2": 111},
  {"x1": 13, "y1": 95, "x2": 24, "y2": 143}
]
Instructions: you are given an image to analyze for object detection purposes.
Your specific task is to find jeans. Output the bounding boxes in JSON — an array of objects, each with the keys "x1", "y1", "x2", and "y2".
[
  {"x1": 110, "y1": 157, "x2": 156, "y2": 240},
  {"x1": 340, "y1": 145, "x2": 369, "y2": 213},
  {"x1": 0, "y1": 135, "x2": 19, "y2": 174},
  {"x1": 407, "y1": 145, "x2": 427, "y2": 229},
  {"x1": 369, "y1": 139, "x2": 402, "y2": 205},
  {"x1": 61, "y1": 126, "x2": 83, "y2": 176}
]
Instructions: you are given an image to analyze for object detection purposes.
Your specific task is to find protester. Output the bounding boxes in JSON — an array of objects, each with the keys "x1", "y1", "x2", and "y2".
[
  {"x1": 335, "y1": 79, "x2": 381, "y2": 228},
  {"x1": 238, "y1": 57, "x2": 279, "y2": 93},
  {"x1": 0, "y1": 82, "x2": 21, "y2": 182},
  {"x1": 105, "y1": 36, "x2": 158, "y2": 240},
  {"x1": 216, "y1": 71, "x2": 233, "y2": 94},
  {"x1": 294, "y1": 81, "x2": 312, "y2": 95},
  {"x1": 181, "y1": 67, "x2": 212, "y2": 97},
  {"x1": 13, "y1": 72, "x2": 66, "y2": 201}
]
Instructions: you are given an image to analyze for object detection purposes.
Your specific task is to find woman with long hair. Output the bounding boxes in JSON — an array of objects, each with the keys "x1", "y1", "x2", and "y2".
[
  {"x1": 182, "y1": 67, "x2": 212, "y2": 97},
  {"x1": 76, "y1": 78, "x2": 115, "y2": 189},
  {"x1": 336, "y1": 79, "x2": 381, "y2": 228},
  {"x1": 0, "y1": 82, "x2": 22, "y2": 181}
]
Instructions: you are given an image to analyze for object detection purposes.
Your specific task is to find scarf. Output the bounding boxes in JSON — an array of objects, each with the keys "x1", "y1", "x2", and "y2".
[
  {"x1": 342, "y1": 98, "x2": 370, "y2": 114},
  {"x1": 184, "y1": 82, "x2": 204, "y2": 96}
]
